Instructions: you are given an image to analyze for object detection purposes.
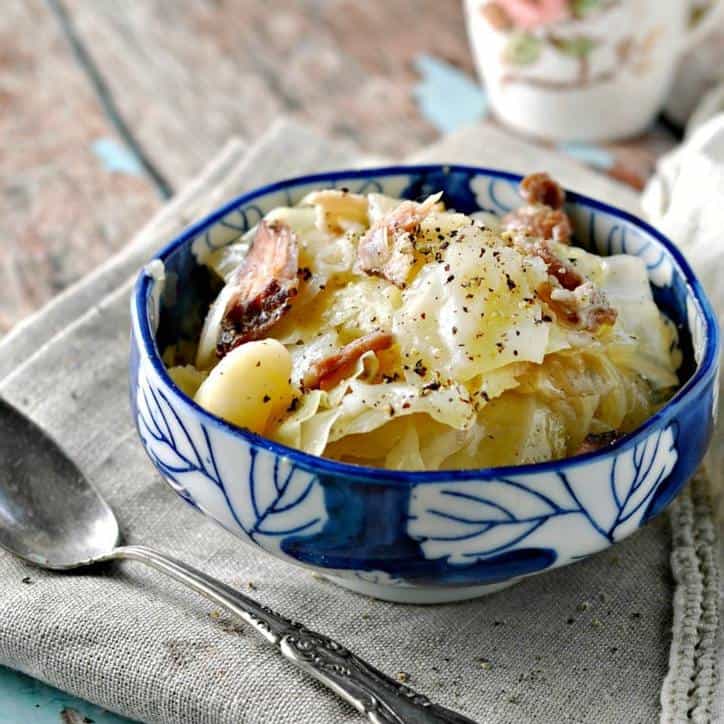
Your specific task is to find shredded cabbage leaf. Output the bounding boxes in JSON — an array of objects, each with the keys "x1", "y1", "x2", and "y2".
[{"x1": 170, "y1": 188, "x2": 681, "y2": 470}]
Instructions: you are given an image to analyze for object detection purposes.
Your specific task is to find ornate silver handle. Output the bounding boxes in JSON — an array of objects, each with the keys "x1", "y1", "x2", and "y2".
[
  {"x1": 110, "y1": 545, "x2": 478, "y2": 724},
  {"x1": 279, "y1": 626, "x2": 477, "y2": 724}
]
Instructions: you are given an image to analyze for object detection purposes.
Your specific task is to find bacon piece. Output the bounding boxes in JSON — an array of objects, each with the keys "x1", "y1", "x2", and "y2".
[
  {"x1": 217, "y1": 220, "x2": 299, "y2": 357},
  {"x1": 510, "y1": 236, "x2": 581, "y2": 289},
  {"x1": 505, "y1": 173, "x2": 615, "y2": 333},
  {"x1": 358, "y1": 194, "x2": 441, "y2": 287},
  {"x1": 503, "y1": 206, "x2": 572, "y2": 243},
  {"x1": 574, "y1": 431, "x2": 622, "y2": 456},
  {"x1": 503, "y1": 172, "x2": 571, "y2": 243},
  {"x1": 303, "y1": 331, "x2": 394, "y2": 391},
  {"x1": 537, "y1": 282, "x2": 617, "y2": 332},
  {"x1": 519, "y1": 172, "x2": 566, "y2": 209},
  {"x1": 525, "y1": 240, "x2": 582, "y2": 290},
  {"x1": 512, "y1": 236, "x2": 616, "y2": 332}
]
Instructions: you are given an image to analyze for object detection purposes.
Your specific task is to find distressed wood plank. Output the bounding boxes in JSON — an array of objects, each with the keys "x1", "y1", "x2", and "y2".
[
  {"x1": 3, "y1": 0, "x2": 473, "y2": 334},
  {"x1": 62, "y1": 0, "x2": 471, "y2": 183},
  {"x1": 0, "y1": 0, "x2": 159, "y2": 333}
]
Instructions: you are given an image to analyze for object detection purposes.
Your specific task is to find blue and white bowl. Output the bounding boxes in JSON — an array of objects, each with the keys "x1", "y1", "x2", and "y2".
[{"x1": 130, "y1": 165, "x2": 719, "y2": 604}]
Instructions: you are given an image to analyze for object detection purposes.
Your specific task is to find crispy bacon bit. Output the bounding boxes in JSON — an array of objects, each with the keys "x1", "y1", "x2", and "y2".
[
  {"x1": 503, "y1": 173, "x2": 571, "y2": 243},
  {"x1": 358, "y1": 194, "x2": 441, "y2": 287},
  {"x1": 536, "y1": 283, "x2": 577, "y2": 326},
  {"x1": 522, "y1": 239, "x2": 582, "y2": 290},
  {"x1": 506, "y1": 179, "x2": 618, "y2": 335},
  {"x1": 503, "y1": 206, "x2": 572, "y2": 243},
  {"x1": 217, "y1": 220, "x2": 299, "y2": 357},
  {"x1": 303, "y1": 331, "x2": 394, "y2": 391},
  {"x1": 515, "y1": 240, "x2": 616, "y2": 332},
  {"x1": 519, "y1": 172, "x2": 566, "y2": 209},
  {"x1": 537, "y1": 282, "x2": 617, "y2": 332},
  {"x1": 575, "y1": 431, "x2": 622, "y2": 456}
]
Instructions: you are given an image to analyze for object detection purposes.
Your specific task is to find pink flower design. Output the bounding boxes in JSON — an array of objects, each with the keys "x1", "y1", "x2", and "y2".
[{"x1": 492, "y1": 0, "x2": 570, "y2": 29}]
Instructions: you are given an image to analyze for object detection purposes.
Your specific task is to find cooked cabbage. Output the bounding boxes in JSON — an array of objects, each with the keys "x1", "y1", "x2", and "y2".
[{"x1": 169, "y1": 187, "x2": 680, "y2": 470}]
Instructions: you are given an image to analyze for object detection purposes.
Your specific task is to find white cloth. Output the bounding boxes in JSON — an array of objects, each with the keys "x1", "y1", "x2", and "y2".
[
  {"x1": 0, "y1": 119, "x2": 718, "y2": 723},
  {"x1": 643, "y1": 111, "x2": 724, "y2": 516},
  {"x1": 644, "y1": 106, "x2": 724, "y2": 722}
]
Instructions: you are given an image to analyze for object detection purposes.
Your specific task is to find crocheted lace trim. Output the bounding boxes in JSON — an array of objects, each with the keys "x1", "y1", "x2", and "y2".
[{"x1": 661, "y1": 471, "x2": 721, "y2": 723}]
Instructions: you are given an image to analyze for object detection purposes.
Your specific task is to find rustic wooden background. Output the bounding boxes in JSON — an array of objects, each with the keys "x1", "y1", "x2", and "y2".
[{"x1": 2, "y1": 0, "x2": 478, "y2": 334}]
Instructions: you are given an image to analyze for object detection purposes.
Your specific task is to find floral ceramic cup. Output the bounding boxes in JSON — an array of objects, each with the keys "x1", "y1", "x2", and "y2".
[{"x1": 465, "y1": 0, "x2": 724, "y2": 141}]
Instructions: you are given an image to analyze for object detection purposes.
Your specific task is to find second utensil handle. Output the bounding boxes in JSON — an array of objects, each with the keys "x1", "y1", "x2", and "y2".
[{"x1": 109, "y1": 544, "x2": 477, "y2": 724}]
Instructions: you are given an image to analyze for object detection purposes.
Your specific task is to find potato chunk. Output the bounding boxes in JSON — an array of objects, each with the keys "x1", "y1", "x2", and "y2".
[{"x1": 194, "y1": 339, "x2": 293, "y2": 434}]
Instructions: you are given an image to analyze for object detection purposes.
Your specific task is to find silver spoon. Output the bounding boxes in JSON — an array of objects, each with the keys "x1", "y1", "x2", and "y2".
[{"x1": 0, "y1": 398, "x2": 477, "y2": 724}]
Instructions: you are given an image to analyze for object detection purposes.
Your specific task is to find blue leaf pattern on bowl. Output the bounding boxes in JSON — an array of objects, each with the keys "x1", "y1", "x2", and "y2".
[
  {"x1": 136, "y1": 359, "x2": 327, "y2": 553},
  {"x1": 407, "y1": 424, "x2": 677, "y2": 567}
]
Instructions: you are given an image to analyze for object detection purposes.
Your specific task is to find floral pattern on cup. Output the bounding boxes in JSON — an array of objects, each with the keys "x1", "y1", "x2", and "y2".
[
  {"x1": 480, "y1": 0, "x2": 662, "y2": 89},
  {"x1": 482, "y1": 0, "x2": 570, "y2": 30}
]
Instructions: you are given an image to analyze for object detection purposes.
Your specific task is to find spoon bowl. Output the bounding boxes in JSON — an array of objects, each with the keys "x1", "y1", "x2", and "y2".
[{"x1": 0, "y1": 398, "x2": 119, "y2": 569}]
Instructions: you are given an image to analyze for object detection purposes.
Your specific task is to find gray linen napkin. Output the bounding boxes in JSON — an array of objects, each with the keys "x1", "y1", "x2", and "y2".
[{"x1": 0, "y1": 119, "x2": 717, "y2": 723}]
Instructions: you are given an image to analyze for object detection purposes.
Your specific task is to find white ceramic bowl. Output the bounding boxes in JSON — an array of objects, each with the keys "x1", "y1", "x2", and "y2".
[{"x1": 131, "y1": 165, "x2": 718, "y2": 603}]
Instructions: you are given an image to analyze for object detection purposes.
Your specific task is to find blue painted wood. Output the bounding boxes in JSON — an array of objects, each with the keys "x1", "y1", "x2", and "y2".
[
  {"x1": 0, "y1": 666, "x2": 135, "y2": 723},
  {"x1": 412, "y1": 54, "x2": 488, "y2": 133}
]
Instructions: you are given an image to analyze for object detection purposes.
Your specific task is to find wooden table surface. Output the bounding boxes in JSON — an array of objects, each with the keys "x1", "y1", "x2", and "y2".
[{"x1": 2, "y1": 0, "x2": 478, "y2": 334}]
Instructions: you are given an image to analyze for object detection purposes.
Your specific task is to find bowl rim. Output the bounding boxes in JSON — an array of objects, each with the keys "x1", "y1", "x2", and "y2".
[{"x1": 132, "y1": 163, "x2": 720, "y2": 484}]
